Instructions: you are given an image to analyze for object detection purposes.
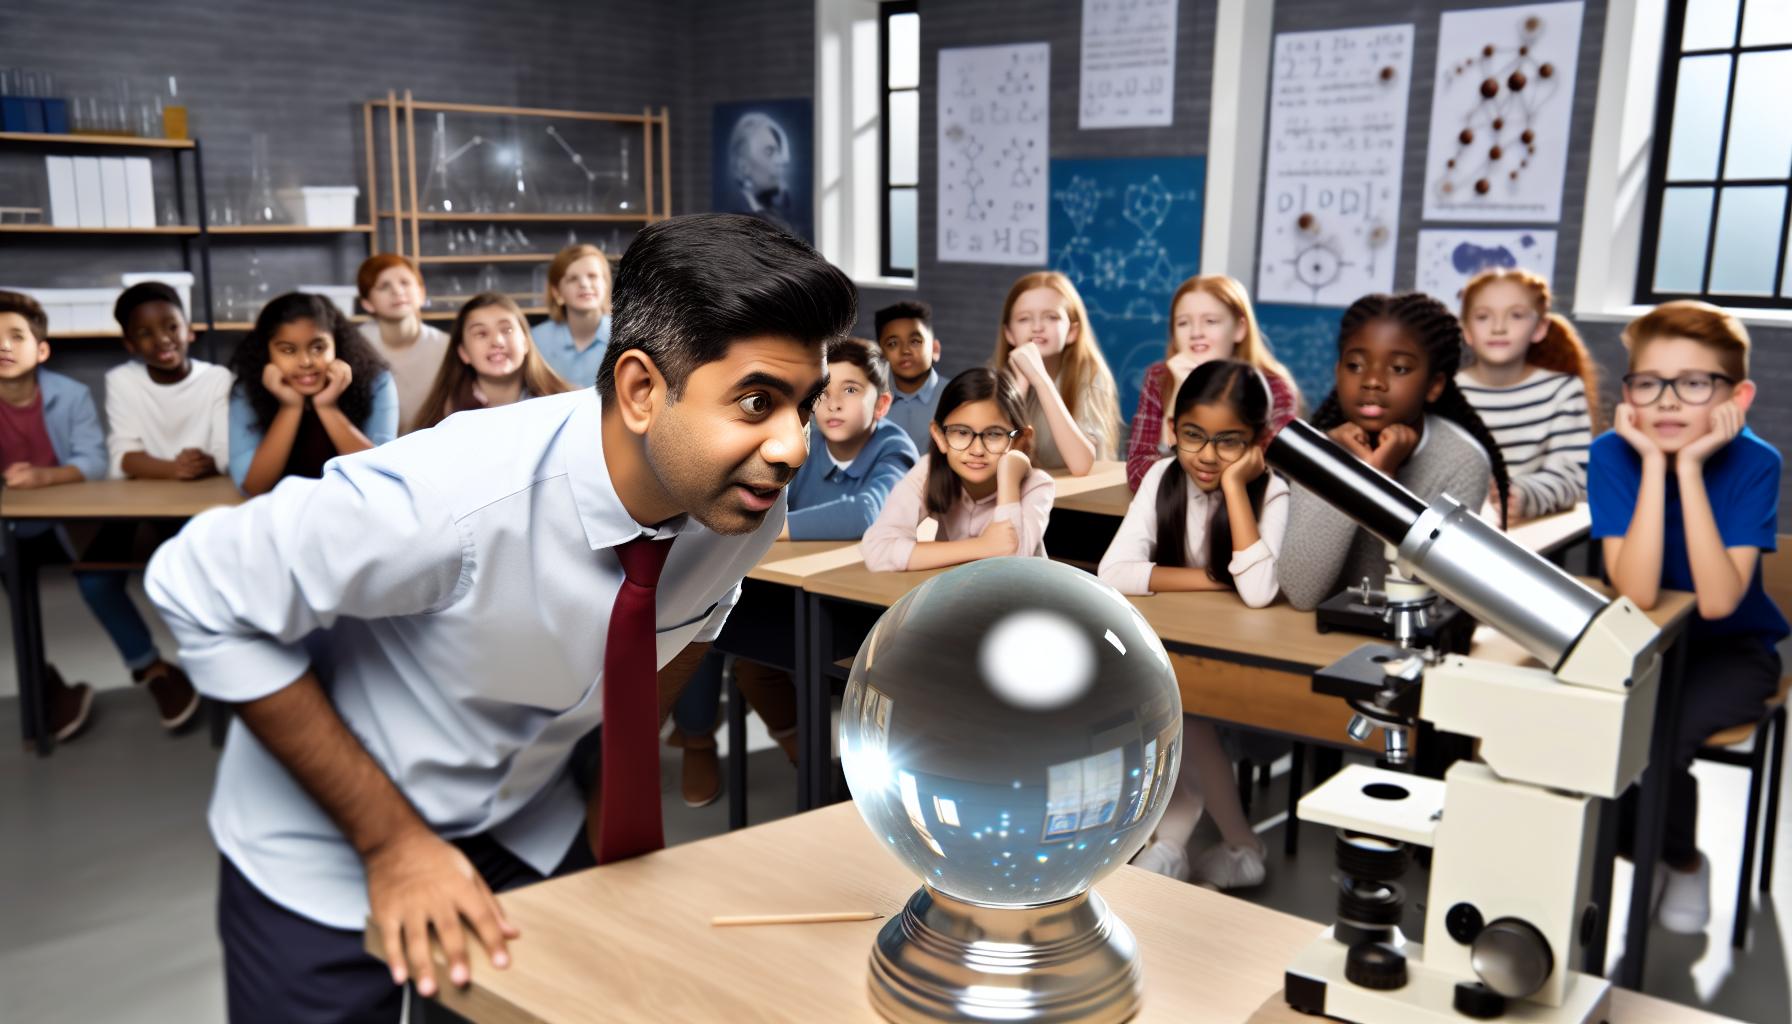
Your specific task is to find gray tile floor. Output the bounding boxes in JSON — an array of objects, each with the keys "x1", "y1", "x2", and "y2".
[{"x1": 3, "y1": 572, "x2": 1790, "y2": 1022}]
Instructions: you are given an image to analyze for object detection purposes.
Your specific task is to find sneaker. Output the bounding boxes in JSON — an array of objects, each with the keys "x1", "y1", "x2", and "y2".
[
  {"x1": 1189, "y1": 841, "x2": 1268, "y2": 891},
  {"x1": 45, "y1": 665, "x2": 94, "y2": 743},
  {"x1": 1131, "y1": 840, "x2": 1190, "y2": 882},
  {"x1": 1656, "y1": 853, "x2": 1711, "y2": 935},
  {"x1": 681, "y1": 739, "x2": 721, "y2": 808},
  {"x1": 134, "y1": 660, "x2": 200, "y2": 732}
]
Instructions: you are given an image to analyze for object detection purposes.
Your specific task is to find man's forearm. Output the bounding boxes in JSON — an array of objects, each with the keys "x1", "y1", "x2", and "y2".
[{"x1": 235, "y1": 669, "x2": 429, "y2": 857}]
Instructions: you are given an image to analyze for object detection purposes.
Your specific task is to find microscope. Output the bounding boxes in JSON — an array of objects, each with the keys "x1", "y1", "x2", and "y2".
[{"x1": 1266, "y1": 421, "x2": 1664, "y2": 1023}]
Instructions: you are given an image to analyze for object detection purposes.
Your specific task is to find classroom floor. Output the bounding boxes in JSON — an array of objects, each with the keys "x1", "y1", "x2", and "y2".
[{"x1": 2, "y1": 571, "x2": 1789, "y2": 1023}]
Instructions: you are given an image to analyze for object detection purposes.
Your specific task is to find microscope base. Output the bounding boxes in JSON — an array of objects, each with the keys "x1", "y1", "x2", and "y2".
[{"x1": 1284, "y1": 932, "x2": 1611, "y2": 1024}]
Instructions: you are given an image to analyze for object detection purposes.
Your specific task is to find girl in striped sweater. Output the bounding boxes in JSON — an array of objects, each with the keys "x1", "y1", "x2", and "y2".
[{"x1": 1455, "y1": 268, "x2": 1599, "y2": 523}]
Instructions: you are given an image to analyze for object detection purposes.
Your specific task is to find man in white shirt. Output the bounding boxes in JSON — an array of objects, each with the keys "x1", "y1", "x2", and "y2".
[{"x1": 146, "y1": 214, "x2": 855, "y2": 1022}]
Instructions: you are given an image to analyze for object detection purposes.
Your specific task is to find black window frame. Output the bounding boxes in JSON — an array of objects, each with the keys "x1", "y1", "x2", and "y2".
[
  {"x1": 1637, "y1": 0, "x2": 1792, "y2": 309},
  {"x1": 880, "y1": 0, "x2": 919, "y2": 280}
]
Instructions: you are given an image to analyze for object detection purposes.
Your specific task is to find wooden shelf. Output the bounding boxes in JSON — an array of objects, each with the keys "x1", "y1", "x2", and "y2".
[
  {"x1": 365, "y1": 99, "x2": 660, "y2": 126},
  {"x1": 415, "y1": 253, "x2": 555, "y2": 264},
  {"x1": 419, "y1": 305, "x2": 549, "y2": 321},
  {"x1": 47, "y1": 330, "x2": 123, "y2": 340},
  {"x1": 206, "y1": 224, "x2": 374, "y2": 235},
  {"x1": 0, "y1": 130, "x2": 195, "y2": 150},
  {"x1": 0, "y1": 224, "x2": 199, "y2": 235},
  {"x1": 376, "y1": 211, "x2": 650, "y2": 223}
]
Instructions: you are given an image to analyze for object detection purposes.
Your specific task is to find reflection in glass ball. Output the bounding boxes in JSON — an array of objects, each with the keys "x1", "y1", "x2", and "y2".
[{"x1": 841, "y1": 558, "x2": 1183, "y2": 907}]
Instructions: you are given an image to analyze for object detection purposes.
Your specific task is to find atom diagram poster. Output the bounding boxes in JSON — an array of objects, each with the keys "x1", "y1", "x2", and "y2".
[
  {"x1": 1258, "y1": 24, "x2": 1414, "y2": 307},
  {"x1": 1422, "y1": 2, "x2": 1584, "y2": 222},
  {"x1": 1414, "y1": 228, "x2": 1557, "y2": 309},
  {"x1": 938, "y1": 43, "x2": 1050, "y2": 266},
  {"x1": 1048, "y1": 156, "x2": 1204, "y2": 419}
]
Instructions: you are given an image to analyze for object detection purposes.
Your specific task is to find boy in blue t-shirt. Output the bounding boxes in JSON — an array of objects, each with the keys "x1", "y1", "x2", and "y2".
[{"x1": 1589, "y1": 299, "x2": 1788, "y2": 935}]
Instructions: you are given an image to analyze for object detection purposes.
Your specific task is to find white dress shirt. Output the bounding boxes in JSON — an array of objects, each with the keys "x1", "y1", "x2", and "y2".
[
  {"x1": 1097, "y1": 456, "x2": 1289, "y2": 607},
  {"x1": 146, "y1": 388, "x2": 779, "y2": 928}
]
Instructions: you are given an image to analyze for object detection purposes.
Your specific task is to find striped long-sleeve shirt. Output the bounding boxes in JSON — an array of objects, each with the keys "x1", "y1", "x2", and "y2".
[{"x1": 1455, "y1": 368, "x2": 1592, "y2": 517}]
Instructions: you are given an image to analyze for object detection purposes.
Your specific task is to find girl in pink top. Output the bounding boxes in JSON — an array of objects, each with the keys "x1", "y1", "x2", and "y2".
[
  {"x1": 1100, "y1": 359, "x2": 1287, "y2": 891},
  {"x1": 1125, "y1": 275, "x2": 1301, "y2": 491},
  {"x1": 863, "y1": 368, "x2": 1055, "y2": 571}
]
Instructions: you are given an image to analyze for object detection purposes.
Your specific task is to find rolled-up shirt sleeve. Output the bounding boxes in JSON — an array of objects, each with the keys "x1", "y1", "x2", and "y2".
[
  {"x1": 145, "y1": 454, "x2": 471, "y2": 703},
  {"x1": 1099, "y1": 458, "x2": 1169, "y2": 595}
]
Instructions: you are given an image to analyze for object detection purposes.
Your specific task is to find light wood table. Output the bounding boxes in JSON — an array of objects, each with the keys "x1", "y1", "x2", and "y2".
[
  {"x1": 1053, "y1": 480, "x2": 1133, "y2": 518},
  {"x1": 2, "y1": 476, "x2": 242, "y2": 755},
  {"x1": 369, "y1": 803, "x2": 1733, "y2": 1023},
  {"x1": 1046, "y1": 458, "x2": 1127, "y2": 498}
]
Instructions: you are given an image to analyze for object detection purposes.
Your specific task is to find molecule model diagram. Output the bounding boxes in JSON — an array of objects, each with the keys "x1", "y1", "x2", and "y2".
[{"x1": 939, "y1": 44, "x2": 1050, "y2": 265}]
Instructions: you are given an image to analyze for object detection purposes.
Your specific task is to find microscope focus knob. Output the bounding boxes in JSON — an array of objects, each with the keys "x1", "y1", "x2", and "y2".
[
  {"x1": 1344, "y1": 941, "x2": 1407, "y2": 990},
  {"x1": 1453, "y1": 981, "x2": 1508, "y2": 1019},
  {"x1": 1470, "y1": 917, "x2": 1554, "y2": 999}
]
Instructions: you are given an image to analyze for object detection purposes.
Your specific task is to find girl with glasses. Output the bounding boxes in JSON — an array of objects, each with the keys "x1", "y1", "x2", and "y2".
[{"x1": 863, "y1": 368, "x2": 1055, "y2": 571}]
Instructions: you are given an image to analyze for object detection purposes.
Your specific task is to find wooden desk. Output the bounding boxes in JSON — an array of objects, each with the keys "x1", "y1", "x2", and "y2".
[
  {"x1": 370, "y1": 804, "x2": 1732, "y2": 1023},
  {"x1": 1053, "y1": 480, "x2": 1133, "y2": 518},
  {"x1": 1508, "y1": 502, "x2": 1593, "y2": 566},
  {"x1": 746, "y1": 539, "x2": 865, "y2": 587},
  {"x1": 1046, "y1": 458, "x2": 1126, "y2": 498},
  {"x1": 2, "y1": 476, "x2": 242, "y2": 755}
]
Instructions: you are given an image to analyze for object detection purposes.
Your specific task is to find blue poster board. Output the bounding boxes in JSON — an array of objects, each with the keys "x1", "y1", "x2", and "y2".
[
  {"x1": 1253, "y1": 303, "x2": 1346, "y2": 414},
  {"x1": 1048, "y1": 157, "x2": 1203, "y2": 424}
]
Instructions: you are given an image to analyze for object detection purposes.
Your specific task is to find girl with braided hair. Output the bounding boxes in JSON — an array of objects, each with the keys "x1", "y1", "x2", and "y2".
[{"x1": 1277, "y1": 292, "x2": 1510, "y2": 611}]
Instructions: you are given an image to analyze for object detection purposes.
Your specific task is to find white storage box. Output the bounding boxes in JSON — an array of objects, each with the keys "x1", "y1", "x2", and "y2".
[
  {"x1": 277, "y1": 186, "x2": 360, "y2": 227},
  {"x1": 7, "y1": 286, "x2": 124, "y2": 335},
  {"x1": 120, "y1": 271, "x2": 196, "y2": 319},
  {"x1": 300, "y1": 284, "x2": 361, "y2": 320}
]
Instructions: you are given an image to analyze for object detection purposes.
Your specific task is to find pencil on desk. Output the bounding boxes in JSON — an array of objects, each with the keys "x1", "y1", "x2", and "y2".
[{"x1": 710, "y1": 911, "x2": 883, "y2": 927}]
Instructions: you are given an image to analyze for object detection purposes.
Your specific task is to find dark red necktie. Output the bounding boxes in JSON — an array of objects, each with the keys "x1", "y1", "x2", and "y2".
[{"x1": 598, "y1": 535, "x2": 676, "y2": 863}]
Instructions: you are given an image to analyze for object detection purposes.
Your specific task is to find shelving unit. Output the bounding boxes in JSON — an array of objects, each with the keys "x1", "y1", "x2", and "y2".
[
  {"x1": 0, "y1": 224, "x2": 201, "y2": 235},
  {"x1": 206, "y1": 224, "x2": 374, "y2": 235},
  {"x1": 364, "y1": 92, "x2": 672, "y2": 286},
  {"x1": 0, "y1": 131, "x2": 194, "y2": 150}
]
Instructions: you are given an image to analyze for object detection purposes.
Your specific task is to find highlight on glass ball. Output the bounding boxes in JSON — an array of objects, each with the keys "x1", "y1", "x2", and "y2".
[{"x1": 840, "y1": 557, "x2": 1184, "y2": 907}]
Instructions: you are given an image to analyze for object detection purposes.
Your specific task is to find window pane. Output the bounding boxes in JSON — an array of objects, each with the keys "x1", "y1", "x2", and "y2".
[
  {"x1": 1683, "y1": 0, "x2": 1741, "y2": 50},
  {"x1": 1709, "y1": 186, "x2": 1787, "y2": 295},
  {"x1": 889, "y1": 89, "x2": 919, "y2": 187},
  {"x1": 1666, "y1": 56, "x2": 1734, "y2": 181},
  {"x1": 888, "y1": 187, "x2": 917, "y2": 272},
  {"x1": 1654, "y1": 187, "x2": 1715, "y2": 293},
  {"x1": 1784, "y1": 227, "x2": 1792, "y2": 297},
  {"x1": 1742, "y1": 0, "x2": 1792, "y2": 46},
  {"x1": 1725, "y1": 51, "x2": 1792, "y2": 178},
  {"x1": 887, "y1": 12, "x2": 919, "y2": 90}
]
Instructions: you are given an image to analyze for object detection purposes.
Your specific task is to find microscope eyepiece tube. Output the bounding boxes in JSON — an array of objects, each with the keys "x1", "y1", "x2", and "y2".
[{"x1": 1265, "y1": 421, "x2": 1427, "y2": 545}]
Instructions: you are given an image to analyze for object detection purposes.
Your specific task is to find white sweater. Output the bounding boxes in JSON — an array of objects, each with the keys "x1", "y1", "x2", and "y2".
[
  {"x1": 1097, "y1": 456, "x2": 1289, "y2": 607},
  {"x1": 104, "y1": 359, "x2": 232, "y2": 479},
  {"x1": 1455, "y1": 368, "x2": 1592, "y2": 516}
]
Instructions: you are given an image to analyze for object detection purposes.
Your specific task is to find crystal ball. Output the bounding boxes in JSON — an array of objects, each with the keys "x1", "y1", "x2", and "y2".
[{"x1": 840, "y1": 557, "x2": 1183, "y2": 907}]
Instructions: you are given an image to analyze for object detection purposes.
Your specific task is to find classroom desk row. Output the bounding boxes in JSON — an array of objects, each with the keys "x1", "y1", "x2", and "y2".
[{"x1": 368, "y1": 801, "x2": 1730, "y2": 1024}]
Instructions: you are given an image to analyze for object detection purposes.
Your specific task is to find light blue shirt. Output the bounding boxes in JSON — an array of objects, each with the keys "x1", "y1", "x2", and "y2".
[
  {"x1": 227, "y1": 371, "x2": 399, "y2": 490},
  {"x1": 34, "y1": 368, "x2": 106, "y2": 482},
  {"x1": 146, "y1": 388, "x2": 780, "y2": 927},
  {"x1": 532, "y1": 315, "x2": 613, "y2": 390},
  {"x1": 884, "y1": 368, "x2": 944, "y2": 455},
  {"x1": 786, "y1": 418, "x2": 918, "y2": 539}
]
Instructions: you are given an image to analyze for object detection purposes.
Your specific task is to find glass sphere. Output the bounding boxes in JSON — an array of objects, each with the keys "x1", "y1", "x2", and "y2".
[{"x1": 840, "y1": 557, "x2": 1183, "y2": 908}]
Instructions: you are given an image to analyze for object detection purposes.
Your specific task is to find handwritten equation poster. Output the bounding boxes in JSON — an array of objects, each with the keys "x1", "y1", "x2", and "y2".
[
  {"x1": 1257, "y1": 24, "x2": 1414, "y2": 306},
  {"x1": 938, "y1": 43, "x2": 1050, "y2": 266},
  {"x1": 1080, "y1": 0, "x2": 1178, "y2": 129}
]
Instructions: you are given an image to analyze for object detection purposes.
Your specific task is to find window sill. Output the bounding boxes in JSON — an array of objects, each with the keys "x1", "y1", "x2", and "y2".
[
  {"x1": 853, "y1": 275, "x2": 919, "y2": 291},
  {"x1": 1572, "y1": 304, "x2": 1792, "y2": 331}
]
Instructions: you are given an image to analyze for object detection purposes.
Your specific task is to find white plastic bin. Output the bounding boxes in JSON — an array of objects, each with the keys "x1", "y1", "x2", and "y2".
[
  {"x1": 276, "y1": 186, "x2": 360, "y2": 227},
  {"x1": 6, "y1": 286, "x2": 124, "y2": 335},
  {"x1": 300, "y1": 284, "x2": 361, "y2": 320},
  {"x1": 120, "y1": 271, "x2": 196, "y2": 319}
]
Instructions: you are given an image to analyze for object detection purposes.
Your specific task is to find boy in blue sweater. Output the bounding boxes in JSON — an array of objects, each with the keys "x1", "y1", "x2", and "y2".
[
  {"x1": 0, "y1": 290, "x2": 199, "y2": 742},
  {"x1": 670, "y1": 338, "x2": 917, "y2": 805},
  {"x1": 1591, "y1": 300, "x2": 1787, "y2": 935}
]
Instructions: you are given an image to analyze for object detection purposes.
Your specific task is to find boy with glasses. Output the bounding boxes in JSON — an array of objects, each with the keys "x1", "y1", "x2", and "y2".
[{"x1": 1591, "y1": 299, "x2": 1787, "y2": 935}]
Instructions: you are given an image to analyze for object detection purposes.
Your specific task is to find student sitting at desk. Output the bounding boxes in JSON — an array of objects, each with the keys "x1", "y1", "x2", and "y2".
[
  {"x1": 0, "y1": 290, "x2": 198, "y2": 741},
  {"x1": 411, "y1": 293, "x2": 572, "y2": 431},
  {"x1": 877, "y1": 300, "x2": 945, "y2": 455},
  {"x1": 991, "y1": 271, "x2": 1120, "y2": 477},
  {"x1": 1099, "y1": 359, "x2": 1289, "y2": 889},
  {"x1": 864, "y1": 367, "x2": 1053, "y2": 571},
  {"x1": 668, "y1": 337, "x2": 917, "y2": 806}
]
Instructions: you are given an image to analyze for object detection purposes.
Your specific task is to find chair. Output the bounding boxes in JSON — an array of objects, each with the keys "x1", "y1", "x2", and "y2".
[{"x1": 1693, "y1": 536, "x2": 1792, "y2": 948}]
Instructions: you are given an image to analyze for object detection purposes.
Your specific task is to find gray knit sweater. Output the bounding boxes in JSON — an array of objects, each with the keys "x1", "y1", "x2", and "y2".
[{"x1": 1277, "y1": 414, "x2": 1493, "y2": 611}]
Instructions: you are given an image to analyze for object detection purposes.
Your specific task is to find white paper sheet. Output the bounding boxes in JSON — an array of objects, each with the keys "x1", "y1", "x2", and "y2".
[
  {"x1": 938, "y1": 43, "x2": 1051, "y2": 266},
  {"x1": 1079, "y1": 0, "x2": 1178, "y2": 129}
]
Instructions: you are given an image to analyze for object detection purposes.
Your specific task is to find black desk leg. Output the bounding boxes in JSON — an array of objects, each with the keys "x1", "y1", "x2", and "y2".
[
  {"x1": 805, "y1": 592, "x2": 832, "y2": 810},
  {"x1": 1619, "y1": 630, "x2": 1688, "y2": 990},
  {"x1": 1585, "y1": 795, "x2": 1618, "y2": 975},
  {"x1": 4, "y1": 520, "x2": 50, "y2": 756},
  {"x1": 726, "y1": 672, "x2": 748, "y2": 830}
]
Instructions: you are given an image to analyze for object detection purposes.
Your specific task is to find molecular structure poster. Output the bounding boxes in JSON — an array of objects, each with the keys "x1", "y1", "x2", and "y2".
[
  {"x1": 938, "y1": 43, "x2": 1050, "y2": 266},
  {"x1": 1258, "y1": 24, "x2": 1414, "y2": 307},
  {"x1": 1048, "y1": 156, "x2": 1204, "y2": 419},
  {"x1": 1414, "y1": 228, "x2": 1557, "y2": 308},
  {"x1": 1422, "y1": 2, "x2": 1584, "y2": 222},
  {"x1": 1080, "y1": 0, "x2": 1178, "y2": 129}
]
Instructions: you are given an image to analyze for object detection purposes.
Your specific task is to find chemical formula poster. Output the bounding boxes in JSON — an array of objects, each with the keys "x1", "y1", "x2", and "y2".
[
  {"x1": 938, "y1": 43, "x2": 1050, "y2": 266},
  {"x1": 1257, "y1": 24, "x2": 1414, "y2": 306},
  {"x1": 1422, "y1": 2, "x2": 1584, "y2": 222},
  {"x1": 1080, "y1": 0, "x2": 1178, "y2": 129}
]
